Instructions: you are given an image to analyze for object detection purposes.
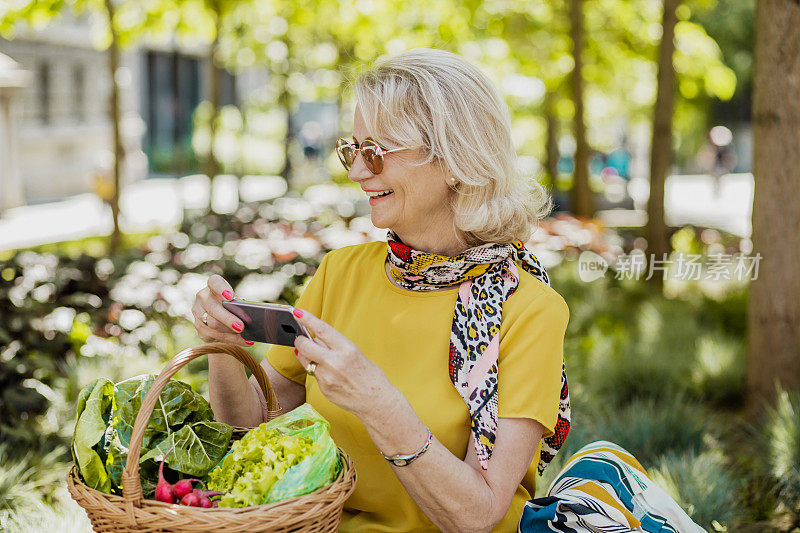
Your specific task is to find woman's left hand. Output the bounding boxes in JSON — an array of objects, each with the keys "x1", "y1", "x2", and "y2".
[{"x1": 292, "y1": 308, "x2": 391, "y2": 417}]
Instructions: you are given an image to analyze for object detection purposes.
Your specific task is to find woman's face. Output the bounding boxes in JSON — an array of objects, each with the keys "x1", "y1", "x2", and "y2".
[{"x1": 349, "y1": 105, "x2": 453, "y2": 237}]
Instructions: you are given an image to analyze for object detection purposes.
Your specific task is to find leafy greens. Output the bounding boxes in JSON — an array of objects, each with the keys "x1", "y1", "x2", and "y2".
[
  {"x1": 72, "y1": 375, "x2": 233, "y2": 497},
  {"x1": 207, "y1": 403, "x2": 341, "y2": 507}
]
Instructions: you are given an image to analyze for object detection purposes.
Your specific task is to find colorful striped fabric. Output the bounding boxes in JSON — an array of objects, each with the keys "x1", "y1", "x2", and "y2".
[{"x1": 518, "y1": 441, "x2": 704, "y2": 533}]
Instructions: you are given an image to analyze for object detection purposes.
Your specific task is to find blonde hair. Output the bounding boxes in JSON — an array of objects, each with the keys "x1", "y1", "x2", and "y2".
[{"x1": 352, "y1": 47, "x2": 553, "y2": 247}]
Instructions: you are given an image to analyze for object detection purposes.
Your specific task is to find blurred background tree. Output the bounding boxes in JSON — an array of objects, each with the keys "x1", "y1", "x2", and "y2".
[
  {"x1": 747, "y1": 0, "x2": 800, "y2": 414},
  {"x1": 646, "y1": 0, "x2": 679, "y2": 282}
]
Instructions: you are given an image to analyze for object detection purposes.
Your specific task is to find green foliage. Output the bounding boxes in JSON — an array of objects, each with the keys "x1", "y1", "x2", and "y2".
[
  {"x1": 71, "y1": 378, "x2": 115, "y2": 492},
  {"x1": 2, "y1": 0, "x2": 741, "y2": 184},
  {"x1": 537, "y1": 250, "x2": 760, "y2": 524},
  {"x1": 766, "y1": 388, "x2": 800, "y2": 515},
  {"x1": 72, "y1": 375, "x2": 234, "y2": 497},
  {"x1": 650, "y1": 450, "x2": 743, "y2": 530},
  {"x1": 587, "y1": 397, "x2": 710, "y2": 468},
  {"x1": 0, "y1": 495, "x2": 92, "y2": 533},
  {"x1": 0, "y1": 444, "x2": 67, "y2": 513},
  {"x1": 0, "y1": 0, "x2": 187, "y2": 49},
  {"x1": 689, "y1": 332, "x2": 746, "y2": 407},
  {"x1": 208, "y1": 404, "x2": 340, "y2": 507},
  {"x1": 693, "y1": 0, "x2": 755, "y2": 102},
  {"x1": 550, "y1": 256, "x2": 747, "y2": 408}
]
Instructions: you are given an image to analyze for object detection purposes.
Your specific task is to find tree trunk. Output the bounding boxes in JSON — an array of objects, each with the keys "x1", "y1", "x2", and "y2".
[
  {"x1": 279, "y1": 37, "x2": 293, "y2": 187},
  {"x1": 104, "y1": 0, "x2": 123, "y2": 253},
  {"x1": 544, "y1": 91, "x2": 560, "y2": 188},
  {"x1": 205, "y1": 3, "x2": 221, "y2": 210},
  {"x1": 746, "y1": 0, "x2": 800, "y2": 414},
  {"x1": 646, "y1": 0, "x2": 679, "y2": 288},
  {"x1": 570, "y1": 0, "x2": 594, "y2": 218},
  {"x1": 280, "y1": 74, "x2": 292, "y2": 185}
]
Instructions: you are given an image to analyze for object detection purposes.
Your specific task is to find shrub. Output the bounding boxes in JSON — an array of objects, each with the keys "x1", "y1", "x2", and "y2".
[
  {"x1": 535, "y1": 395, "x2": 710, "y2": 497},
  {"x1": 650, "y1": 450, "x2": 743, "y2": 531},
  {"x1": 766, "y1": 388, "x2": 800, "y2": 515},
  {"x1": 689, "y1": 333, "x2": 746, "y2": 409},
  {"x1": 0, "y1": 444, "x2": 68, "y2": 513},
  {"x1": 598, "y1": 397, "x2": 710, "y2": 468}
]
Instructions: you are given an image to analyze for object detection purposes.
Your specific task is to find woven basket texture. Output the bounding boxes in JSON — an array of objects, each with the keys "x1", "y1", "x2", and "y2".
[{"x1": 67, "y1": 342, "x2": 357, "y2": 532}]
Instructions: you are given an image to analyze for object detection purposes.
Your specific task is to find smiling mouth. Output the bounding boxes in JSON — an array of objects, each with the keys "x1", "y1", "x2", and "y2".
[{"x1": 367, "y1": 190, "x2": 394, "y2": 199}]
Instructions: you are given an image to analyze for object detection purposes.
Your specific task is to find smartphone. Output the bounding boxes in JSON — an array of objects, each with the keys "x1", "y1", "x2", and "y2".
[{"x1": 222, "y1": 300, "x2": 311, "y2": 347}]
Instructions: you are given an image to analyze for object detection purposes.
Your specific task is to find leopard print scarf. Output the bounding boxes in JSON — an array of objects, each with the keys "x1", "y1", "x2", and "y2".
[{"x1": 386, "y1": 229, "x2": 570, "y2": 474}]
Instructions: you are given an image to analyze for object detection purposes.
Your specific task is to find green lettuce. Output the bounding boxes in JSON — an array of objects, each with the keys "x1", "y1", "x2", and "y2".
[{"x1": 207, "y1": 403, "x2": 341, "y2": 507}]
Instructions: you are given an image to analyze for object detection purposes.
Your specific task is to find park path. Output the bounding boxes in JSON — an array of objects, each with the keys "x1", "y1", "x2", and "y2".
[
  {"x1": 0, "y1": 175, "x2": 287, "y2": 251},
  {"x1": 0, "y1": 173, "x2": 753, "y2": 252}
]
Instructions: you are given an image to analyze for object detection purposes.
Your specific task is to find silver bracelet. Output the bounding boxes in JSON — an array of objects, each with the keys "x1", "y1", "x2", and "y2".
[{"x1": 379, "y1": 427, "x2": 433, "y2": 467}]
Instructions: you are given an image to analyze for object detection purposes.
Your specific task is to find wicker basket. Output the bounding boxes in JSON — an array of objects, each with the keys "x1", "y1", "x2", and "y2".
[{"x1": 67, "y1": 342, "x2": 357, "y2": 532}]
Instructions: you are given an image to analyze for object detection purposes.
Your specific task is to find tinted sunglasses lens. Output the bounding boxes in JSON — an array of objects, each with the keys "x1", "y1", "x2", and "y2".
[
  {"x1": 361, "y1": 141, "x2": 384, "y2": 174},
  {"x1": 336, "y1": 139, "x2": 356, "y2": 169}
]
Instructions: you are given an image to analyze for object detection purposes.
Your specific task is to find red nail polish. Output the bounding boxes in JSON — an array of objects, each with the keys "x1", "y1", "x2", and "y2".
[
  {"x1": 293, "y1": 308, "x2": 303, "y2": 318},
  {"x1": 245, "y1": 340, "x2": 254, "y2": 345},
  {"x1": 294, "y1": 348, "x2": 299, "y2": 356},
  {"x1": 232, "y1": 322, "x2": 243, "y2": 332},
  {"x1": 222, "y1": 290, "x2": 233, "y2": 301}
]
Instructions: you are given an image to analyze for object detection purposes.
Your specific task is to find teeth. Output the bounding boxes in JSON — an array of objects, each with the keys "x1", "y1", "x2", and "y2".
[{"x1": 367, "y1": 190, "x2": 393, "y2": 198}]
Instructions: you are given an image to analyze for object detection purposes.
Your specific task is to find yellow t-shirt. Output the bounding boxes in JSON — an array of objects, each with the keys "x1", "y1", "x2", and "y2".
[{"x1": 266, "y1": 240, "x2": 570, "y2": 532}]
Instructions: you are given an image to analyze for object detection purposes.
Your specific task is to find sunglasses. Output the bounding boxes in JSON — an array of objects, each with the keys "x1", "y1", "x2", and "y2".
[{"x1": 336, "y1": 137, "x2": 408, "y2": 174}]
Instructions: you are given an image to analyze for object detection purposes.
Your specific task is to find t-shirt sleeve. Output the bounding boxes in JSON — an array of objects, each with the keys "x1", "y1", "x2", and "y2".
[
  {"x1": 497, "y1": 287, "x2": 570, "y2": 438},
  {"x1": 264, "y1": 252, "x2": 331, "y2": 386}
]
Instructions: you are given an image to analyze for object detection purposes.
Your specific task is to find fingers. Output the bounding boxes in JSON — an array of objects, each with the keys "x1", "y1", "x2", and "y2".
[
  {"x1": 193, "y1": 315, "x2": 251, "y2": 345},
  {"x1": 207, "y1": 274, "x2": 235, "y2": 301},
  {"x1": 292, "y1": 308, "x2": 340, "y2": 348},
  {"x1": 293, "y1": 346, "x2": 311, "y2": 371},
  {"x1": 197, "y1": 293, "x2": 243, "y2": 332},
  {"x1": 192, "y1": 299, "x2": 252, "y2": 346},
  {"x1": 294, "y1": 333, "x2": 328, "y2": 363}
]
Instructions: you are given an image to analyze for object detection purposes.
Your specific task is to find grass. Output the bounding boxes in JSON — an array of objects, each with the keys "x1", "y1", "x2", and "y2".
[
  {"x1": 0, "y1": 444, "x2": 69, "y2": 515},
  {"x1": 766, "y1": 388, "x2": 800, "y2": 518},
  {"x1": 650, "y1": 450, "x2": 743, "y2": 530},
  {"x1": 0, "y1": 489, "x2": 92, "y2": 533}
]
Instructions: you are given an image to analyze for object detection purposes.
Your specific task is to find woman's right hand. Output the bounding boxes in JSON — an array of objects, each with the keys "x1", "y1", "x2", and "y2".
[{"x1": 192, "y1": 274, "x2": 253, "y2": 346}]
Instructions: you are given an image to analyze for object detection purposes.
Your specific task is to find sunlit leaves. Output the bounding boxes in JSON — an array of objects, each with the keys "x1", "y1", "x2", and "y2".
[
  {"x1": 674, "y1": 20, "x2": 736, "y2": 100},
  {"x1": 0, "y1": 0, "x2": 739, "y2": 178}
]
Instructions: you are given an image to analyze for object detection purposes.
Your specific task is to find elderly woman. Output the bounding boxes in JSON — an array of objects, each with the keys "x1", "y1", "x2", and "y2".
[{"x1": 194, "y1": 48, "x2": 571, "y2": 532}]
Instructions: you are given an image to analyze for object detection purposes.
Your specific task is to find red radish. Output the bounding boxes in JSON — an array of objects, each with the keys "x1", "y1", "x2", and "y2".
[
  {"x1": 181, "y1": 492, "x2": 201, "y2": 507},
  {"x1": 192, "y1": 489, "x2": 225, "y2": 498},
  {"x1": 154, "y1": 446, "x2": 177, "y2": 504},
  {"x1": 173, "y1": 478, "x2": 204, "y2": 498},
  {"x1": 192, "y1": 488, "x2": 225, "y2": 509}
]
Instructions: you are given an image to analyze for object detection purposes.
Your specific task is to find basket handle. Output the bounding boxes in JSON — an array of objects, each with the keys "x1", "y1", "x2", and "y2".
[{"x1": 120, "y1": 342, "x2": 282, "y2": 509}]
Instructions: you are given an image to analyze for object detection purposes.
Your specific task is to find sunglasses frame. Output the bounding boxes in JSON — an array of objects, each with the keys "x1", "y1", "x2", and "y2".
[{"x1": 336, "y1": 137, "x2": 408, "y2": 174}]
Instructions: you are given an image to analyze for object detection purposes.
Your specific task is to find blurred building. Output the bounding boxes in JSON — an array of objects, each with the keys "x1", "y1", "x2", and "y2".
[
  {"x1": 0, "y1": 13, "x2": 250, "y2": 206},
  {"x1": 0, "y1": 52, "x2": 31, "y2": 211}
]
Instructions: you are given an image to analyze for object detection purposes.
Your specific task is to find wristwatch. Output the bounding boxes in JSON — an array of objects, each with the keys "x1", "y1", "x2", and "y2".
[{"x1": 380, "y1": 427, "x2": 433, "y2": 467}]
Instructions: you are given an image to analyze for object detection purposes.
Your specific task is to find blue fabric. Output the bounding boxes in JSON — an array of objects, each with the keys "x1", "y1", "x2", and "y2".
[{"x1": 518, "y1": 441, "x2": 703, "y2": 533}]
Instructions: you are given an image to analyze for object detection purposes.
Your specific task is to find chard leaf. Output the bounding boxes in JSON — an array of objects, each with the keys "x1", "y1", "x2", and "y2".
[
  {"x1": 140, "y1": 421, "x2": 233, "y2": 478},
  {"x1": 71, "y1": 378, "x2": 114, "y2": 492},
  {"x1": 102, "y1": 375, "x2": 232, "y2": 495}
]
